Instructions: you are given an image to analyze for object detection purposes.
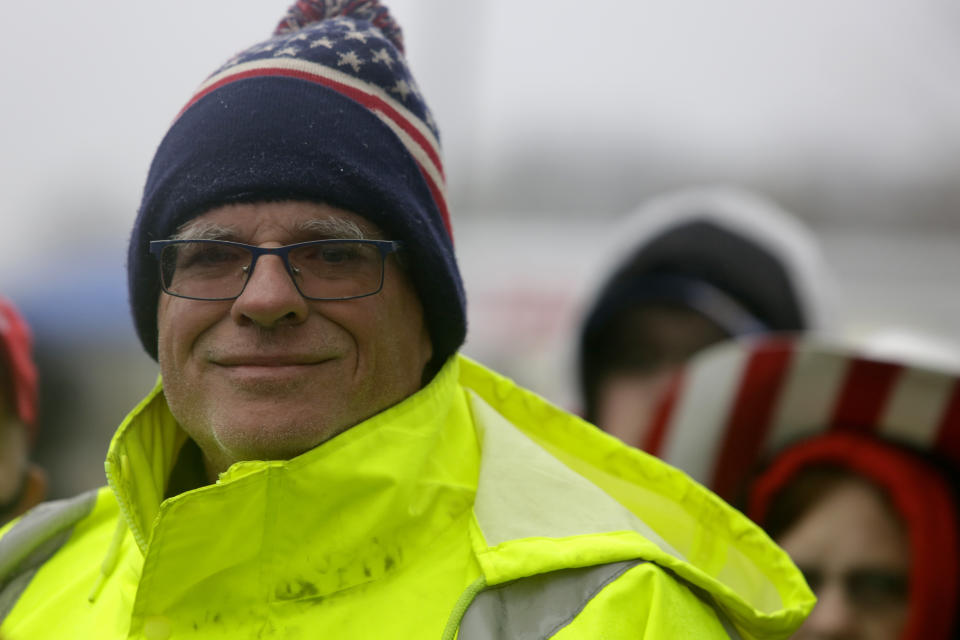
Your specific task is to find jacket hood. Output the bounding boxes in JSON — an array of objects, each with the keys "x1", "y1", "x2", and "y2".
[{"x1": 458, "y1": 356, "x2": 814, "y2": 638}]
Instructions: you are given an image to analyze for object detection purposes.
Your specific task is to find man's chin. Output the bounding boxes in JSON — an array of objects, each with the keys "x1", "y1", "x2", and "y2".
[{"x1": 210, "y1": 417, "x2": 342, "y2": 465}]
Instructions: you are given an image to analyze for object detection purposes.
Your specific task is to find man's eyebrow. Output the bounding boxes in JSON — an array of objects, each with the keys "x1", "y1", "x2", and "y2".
[
  {"x1": 170, "y1": 221, "x2": 239, "y2": 241},
  {"x1": 169, "y1": 217, "x2": 374, "y2": 242},
  {"x1": 297, "y1": 217, "x2": 369, "y2": 240}
]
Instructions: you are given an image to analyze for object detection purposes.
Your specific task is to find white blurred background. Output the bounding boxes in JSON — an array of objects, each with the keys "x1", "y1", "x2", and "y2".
[{"x1": 2, "y1": 0, "x2": 959, "y2": 497}]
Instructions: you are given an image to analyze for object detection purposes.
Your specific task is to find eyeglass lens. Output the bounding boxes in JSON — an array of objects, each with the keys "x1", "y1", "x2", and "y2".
[{"x1": 159, "y1": 241, "x2": 386, "y2": 300}]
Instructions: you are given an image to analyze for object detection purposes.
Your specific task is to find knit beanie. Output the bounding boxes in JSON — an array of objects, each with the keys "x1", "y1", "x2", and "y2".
[
  {"x1": 0, "y1": 296, "x2": 38, "y2": 439},
  {"x1": 128, "y1": 0, "x2": 465, "y2": 374}
]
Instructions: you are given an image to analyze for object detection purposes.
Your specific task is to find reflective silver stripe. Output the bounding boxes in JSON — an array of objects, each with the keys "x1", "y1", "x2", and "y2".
[
  {"x1": 0, "y1": 489, "x2": 98, "y2": 623},
  {"x1": 458, "y1": 560, "x2": 642, "y2": 640},
  {"x1": 457, "y1": 559, "x2": 743, "y2": 639}
]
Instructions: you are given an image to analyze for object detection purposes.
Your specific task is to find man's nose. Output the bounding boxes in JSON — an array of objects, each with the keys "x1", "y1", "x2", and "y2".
[{"x1": 230, "y1": 254, "x2": 309, "y2": 327}]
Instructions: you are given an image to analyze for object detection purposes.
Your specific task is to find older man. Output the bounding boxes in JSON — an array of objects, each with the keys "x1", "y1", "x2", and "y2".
[
  {"x1": 0, "y1": 2, "x2": 812, "y2": 638},
  {"x1": 0, "y1": 297, "x2": 44, "y2": 527}
]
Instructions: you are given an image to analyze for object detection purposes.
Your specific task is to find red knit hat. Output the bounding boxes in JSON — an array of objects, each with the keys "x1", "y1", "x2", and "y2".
[
  {"x1": 0, "y1": 297, "x2": 38, "y2": 438},
  {"x1": 644, "y1": 334, "x2": 960, "y2": 638}
]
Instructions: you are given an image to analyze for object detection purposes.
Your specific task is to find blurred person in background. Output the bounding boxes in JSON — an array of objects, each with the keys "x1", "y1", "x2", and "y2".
[
  {"x1": 646, "y1": 335, "x2": 960, "y2": 639},
  {"x1": 0, "y1": 2, "x2": 813, "y2": 638},
  {"x1": 577, "y1": 186, "x2": 833, "y2": 448},
  {"x1": 0, "y1": 297, "x2": 44, "y2": 526}
]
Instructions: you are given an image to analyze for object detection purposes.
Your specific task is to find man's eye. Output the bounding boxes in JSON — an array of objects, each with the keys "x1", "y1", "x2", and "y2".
[
  {"x1": 320, "y1": 248, "x2": 354, "y2": 263},
  {"x1": 179, "y1": 245, "x2": 245, "y2": 268},
  {"x1": 299, "y1": 244, "x2": 361, "y2": 265}
]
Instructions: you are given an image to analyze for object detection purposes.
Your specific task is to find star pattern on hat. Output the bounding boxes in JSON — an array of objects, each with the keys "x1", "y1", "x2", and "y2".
[
  {"x1": 204, "y1": 11, "x2": 440, "y2": 138},
  {"x1": 390, "y1": 79, "x2": 411, "y2": 101},
  {"x1": 338, "y1": 50, "x2": 364, "y2": 73},
  {"x1": 344, "y1": 30, "x2": 370, "y2": 43},
  {"x1": 371, "y1": 47, "x2": 394, "y2": 68},
  {"x1": 249, "y1": 42, "x2": 278, "y2": 55}
]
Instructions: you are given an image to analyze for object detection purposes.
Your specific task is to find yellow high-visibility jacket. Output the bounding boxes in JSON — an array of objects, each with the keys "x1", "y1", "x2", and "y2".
[{"x1": 0, "y1": 356, "x2": 813, "y2": 638}]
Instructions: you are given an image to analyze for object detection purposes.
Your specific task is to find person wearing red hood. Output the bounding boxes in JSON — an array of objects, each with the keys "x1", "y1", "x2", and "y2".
[
  {"x1": 0, "y1": 297, "x2": 44, "y2": 526},
  {"x1": 645, "y1": 335, "x2": 960, "y2": 639}
]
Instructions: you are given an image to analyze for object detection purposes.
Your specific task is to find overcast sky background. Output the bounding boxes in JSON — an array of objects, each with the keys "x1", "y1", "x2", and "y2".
[{"x1": 3, "y1": 1, "x2": 959, "y2": 257}]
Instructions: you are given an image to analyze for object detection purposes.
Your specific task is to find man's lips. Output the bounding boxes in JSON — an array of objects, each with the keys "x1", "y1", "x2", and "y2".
[
  {"x1": 212, "y1": 354, "x2": 332, "y2": 367},
  {"x1": 210, "y1": 355, "x2": 336, "y2": 387}
]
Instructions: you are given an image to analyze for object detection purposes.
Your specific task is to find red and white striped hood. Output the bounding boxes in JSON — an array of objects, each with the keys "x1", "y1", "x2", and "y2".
[{"x1": 643, "y1": 333, "x2": 960, "y2": 501}]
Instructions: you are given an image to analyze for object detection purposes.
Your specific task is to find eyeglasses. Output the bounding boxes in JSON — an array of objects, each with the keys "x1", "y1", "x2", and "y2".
[{"x1": 149, "y1": 239, "x2": 402, "y2": 301}]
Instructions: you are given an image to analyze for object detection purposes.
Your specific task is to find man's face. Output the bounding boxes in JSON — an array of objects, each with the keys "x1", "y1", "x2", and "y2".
[{"x1": 157, "y1": 201, "x2": 432, "y2": 475}]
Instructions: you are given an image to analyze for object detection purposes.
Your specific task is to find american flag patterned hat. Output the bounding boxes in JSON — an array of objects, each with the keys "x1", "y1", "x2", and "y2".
[
  {"x1": 129, "y1": 0, "x2": 464, "y2": 373},
  {"x1": 642, "y1": 334, "x2": 960, "y2": 502}
]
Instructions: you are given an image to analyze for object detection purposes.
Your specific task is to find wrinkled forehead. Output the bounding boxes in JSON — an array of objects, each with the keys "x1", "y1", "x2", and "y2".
[{"x1": 172, "y1": 202, "x2": 384, "y2": 243}]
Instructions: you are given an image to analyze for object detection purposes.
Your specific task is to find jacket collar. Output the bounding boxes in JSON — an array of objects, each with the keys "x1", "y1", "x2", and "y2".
[{"x1": 105, "y1": 356, "x2": 478, "y2": 584}]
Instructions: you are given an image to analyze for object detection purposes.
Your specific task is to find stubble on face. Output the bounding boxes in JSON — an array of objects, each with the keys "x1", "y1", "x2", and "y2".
[{"x1": 156, "y1": 201, "x2": 432, "y2": 480}]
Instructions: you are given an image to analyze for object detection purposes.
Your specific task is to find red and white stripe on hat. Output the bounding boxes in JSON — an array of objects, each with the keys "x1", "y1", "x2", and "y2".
[
  {"x1": 643, "y1": 334, "x2": 960, "y2": 501},
  {"x1": 179, "y1": 55, "x2": 450, "y2": 237}
]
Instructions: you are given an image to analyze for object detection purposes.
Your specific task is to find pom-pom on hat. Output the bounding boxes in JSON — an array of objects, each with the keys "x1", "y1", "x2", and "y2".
[
  {"x1": 0, "y1": 297, "x2": 38, "y2": 437},
  {"x1": 129, "y1": 0, "x2": 465, "y2": 374}
]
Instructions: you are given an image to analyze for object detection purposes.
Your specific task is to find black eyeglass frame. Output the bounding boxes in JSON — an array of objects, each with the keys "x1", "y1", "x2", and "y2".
[{"x1": 148, "y1": 238, "x2": 403, "y2": 302}]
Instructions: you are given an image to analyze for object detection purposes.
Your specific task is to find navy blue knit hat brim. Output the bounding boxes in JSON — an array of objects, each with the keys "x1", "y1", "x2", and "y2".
[{"x1": 129, "y1": 77, "x2": 465, "y2": 365}]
